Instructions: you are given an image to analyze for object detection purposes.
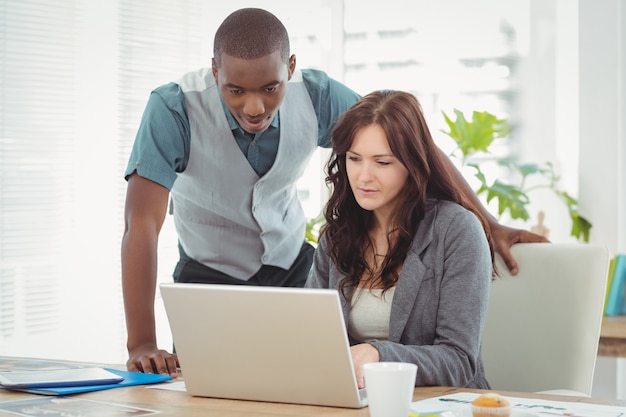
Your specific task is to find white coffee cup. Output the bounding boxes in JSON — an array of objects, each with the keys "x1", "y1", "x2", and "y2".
[{"x1": 363, "y1": 362, "x2": 417, "y2": 417}]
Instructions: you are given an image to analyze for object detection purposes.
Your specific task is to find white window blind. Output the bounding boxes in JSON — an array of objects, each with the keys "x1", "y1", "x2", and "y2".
[
  {"x1": 1, "y1": 0, "x2": 79, "y2": 356},
  {"x1": 0, "y1": 0, "x2": 205, "y2": 363}
]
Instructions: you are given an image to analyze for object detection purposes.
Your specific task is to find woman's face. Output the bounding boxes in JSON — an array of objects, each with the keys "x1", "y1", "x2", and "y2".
[{"x1": 346, "y1": 124, "x2": 409, "y2": 218}]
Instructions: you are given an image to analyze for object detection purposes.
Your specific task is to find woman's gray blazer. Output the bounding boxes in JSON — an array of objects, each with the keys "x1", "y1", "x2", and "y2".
[{"x1": 306, "y1": 200, "x2": 492, "y2": 388}]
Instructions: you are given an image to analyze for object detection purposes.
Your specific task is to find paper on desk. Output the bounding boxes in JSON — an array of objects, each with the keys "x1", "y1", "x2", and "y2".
[
  {"x1": 0, "y1": 356, "x2": 103, "y2": 372},
  {"x1": 0, "y1": 397, "x2": 160, "y2": 417},
  {"x1": 411, "y1": 392, "x2": 626, "y2": 417},
  {"x1": 147, "y1": 380, "x2": 187, "y2": 392}
]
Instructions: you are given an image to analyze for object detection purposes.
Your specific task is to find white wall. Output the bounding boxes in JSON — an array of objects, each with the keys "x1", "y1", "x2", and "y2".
[
  {"x1": 578, "y1": 0, "x2": 625, "y2": 254},
  {"x1": 520, "y1": 0, "x2": 625, "y2": 399},
  {"x1": 576, "y1": 0, "x2": 625, "y2": 400}
]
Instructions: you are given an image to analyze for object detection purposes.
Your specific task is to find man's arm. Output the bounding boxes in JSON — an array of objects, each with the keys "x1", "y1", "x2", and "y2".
[
  {"x1": 438, "y1": 148, "x2": 549, "y2": 275},
  {"x1": 122, "y1": 173, "x2": 178, "y2": 376}
]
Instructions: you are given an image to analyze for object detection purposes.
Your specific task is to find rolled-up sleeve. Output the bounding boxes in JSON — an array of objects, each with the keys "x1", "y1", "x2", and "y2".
[{"x1": 124, "y1": 83, "x2": 190, "y2": 190}]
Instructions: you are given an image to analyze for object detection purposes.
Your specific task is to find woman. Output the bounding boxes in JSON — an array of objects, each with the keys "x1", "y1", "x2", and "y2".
[{"x1": 306, "y1": 90, "x2": 494, "y2": 389}]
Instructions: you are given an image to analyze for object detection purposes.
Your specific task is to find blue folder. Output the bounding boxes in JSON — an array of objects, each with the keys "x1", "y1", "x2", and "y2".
[{"x1": 1, "y1": 368, "x2": 173, "y2": 396}]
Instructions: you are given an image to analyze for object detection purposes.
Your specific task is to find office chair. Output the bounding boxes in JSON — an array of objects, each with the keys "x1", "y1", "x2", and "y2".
[{"x1": 481, "y1": 242, "x2": 610, "y2": 396}]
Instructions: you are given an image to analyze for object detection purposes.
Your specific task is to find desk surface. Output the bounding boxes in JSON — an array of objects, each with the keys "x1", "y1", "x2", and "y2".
[
  {"x1": 1, "y1": 356, "x2": 625, "y2": 416},
  {"x1": 599, "y1": 315, "x2": 626, "y2": 357},
  {"x1": 1, "y1": 382, "x2": 625, "y2": 417},
  {"x1": 601, "y1": 315, "x2": 626, "y2": 339}
]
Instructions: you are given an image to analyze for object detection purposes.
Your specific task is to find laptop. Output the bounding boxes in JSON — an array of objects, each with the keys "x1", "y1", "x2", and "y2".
[{"x1": 160, "y1": 283, "x2": 368, "y2": 408}]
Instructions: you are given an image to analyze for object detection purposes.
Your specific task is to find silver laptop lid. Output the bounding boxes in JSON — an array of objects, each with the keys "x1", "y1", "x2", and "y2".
[{"x1": 160, "y1": 283, "x2": 367, "y2": 408}]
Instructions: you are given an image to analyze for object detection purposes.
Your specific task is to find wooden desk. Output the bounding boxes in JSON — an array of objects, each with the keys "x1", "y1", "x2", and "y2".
[
  {"x1": 1, "y1": 383, "x2": 625, "y2": 417},
  {"x1": 1, "y1": 356, "x2": 625, "y2": 416},
  {"x1": 598, "y1": 315, "x2": 626, "y2": 357}
]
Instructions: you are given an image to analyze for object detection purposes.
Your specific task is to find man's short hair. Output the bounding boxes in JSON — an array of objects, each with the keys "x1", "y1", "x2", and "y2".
[{"x1": 213, "y1": 8, "x2": 290, "y2": 67}]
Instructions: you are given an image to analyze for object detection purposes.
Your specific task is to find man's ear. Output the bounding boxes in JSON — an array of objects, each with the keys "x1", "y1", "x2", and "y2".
[
  {"x1": 287, "y1": 54, "x2": 296, "y2": 80},
  {"x1": 211, "y1": 57, "x2": 219, "y2": 84}
]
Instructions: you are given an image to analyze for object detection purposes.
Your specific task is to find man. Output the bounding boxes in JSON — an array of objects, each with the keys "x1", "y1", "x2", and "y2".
[{"x1": 122, "y1": 8, "x2": 546, "y2": 377}]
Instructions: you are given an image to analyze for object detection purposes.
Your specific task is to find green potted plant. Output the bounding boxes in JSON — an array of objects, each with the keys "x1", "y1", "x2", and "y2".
[{"x1": 441, "y1": 108, "x2": 591, "y2": 242}]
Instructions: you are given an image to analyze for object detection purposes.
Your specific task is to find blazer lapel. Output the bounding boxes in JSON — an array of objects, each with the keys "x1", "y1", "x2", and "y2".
[{"x1": 388, "y1": 200, "x2": 438, "y2": 341}]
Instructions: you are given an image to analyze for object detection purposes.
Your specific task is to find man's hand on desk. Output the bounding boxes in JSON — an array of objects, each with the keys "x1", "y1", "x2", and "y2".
[{"x1": 126, "y1": 344, "x2": 179, "y2": 377}]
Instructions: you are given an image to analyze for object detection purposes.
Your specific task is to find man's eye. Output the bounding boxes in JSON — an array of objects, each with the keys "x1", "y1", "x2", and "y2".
[
  {"x1": 229, "y1": 89, "x2": 243, "y2": 95},
  {"x1": 265, "y1": 86, "x2": 278, "y2": 93}
]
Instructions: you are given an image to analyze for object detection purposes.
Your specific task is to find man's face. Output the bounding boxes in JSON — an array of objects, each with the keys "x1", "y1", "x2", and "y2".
[{"x1": 212, "y1": 51, "x2": 295, "y2": 135}]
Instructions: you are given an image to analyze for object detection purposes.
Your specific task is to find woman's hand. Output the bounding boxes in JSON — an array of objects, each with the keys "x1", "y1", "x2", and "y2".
[{"x1": 350, "y1": 343, "x2": 380, "y2": 389}]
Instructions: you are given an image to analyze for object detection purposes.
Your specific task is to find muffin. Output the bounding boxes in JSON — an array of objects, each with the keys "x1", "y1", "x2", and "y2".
[{"x1": 471, "y1": 393, "x2": 511, "y2": 417}]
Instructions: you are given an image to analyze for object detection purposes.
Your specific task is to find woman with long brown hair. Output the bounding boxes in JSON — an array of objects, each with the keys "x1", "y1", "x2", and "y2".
[{"x1": 306, "y1": 90, "x2": 494, "y2": 389}]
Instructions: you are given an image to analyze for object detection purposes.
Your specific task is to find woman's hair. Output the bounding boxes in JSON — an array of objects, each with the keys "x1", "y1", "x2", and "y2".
[
  {"x1": 213, "y1": 8, "x2": 290, "y2": 67},
  {"x1": 322, "y1": 90, "x2": 494, "y2": 296}
]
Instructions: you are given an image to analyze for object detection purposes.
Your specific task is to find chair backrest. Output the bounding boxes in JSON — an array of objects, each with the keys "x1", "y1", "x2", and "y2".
[{"x1": 481, "y1": 242, "x2": 610, "y2": 396}]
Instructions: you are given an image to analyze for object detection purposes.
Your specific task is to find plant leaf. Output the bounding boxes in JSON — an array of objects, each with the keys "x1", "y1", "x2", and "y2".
[
  {"x1": 554, "y1": 190, "x2": 591, "y2": 243},
  {"x1": 570, "y1": 213, "x2": 592, "y2": 243},
  {"x1": 441, "y1": 109, "x2": 509, "y2": 159},
  {"x1": 476, "y1": 178, "x2": 530, "y2": 220}
]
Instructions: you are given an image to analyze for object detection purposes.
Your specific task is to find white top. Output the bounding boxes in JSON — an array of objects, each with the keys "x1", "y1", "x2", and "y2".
[{"x1": 348, "y1": 287, "x2": 396, "y2": 341}]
